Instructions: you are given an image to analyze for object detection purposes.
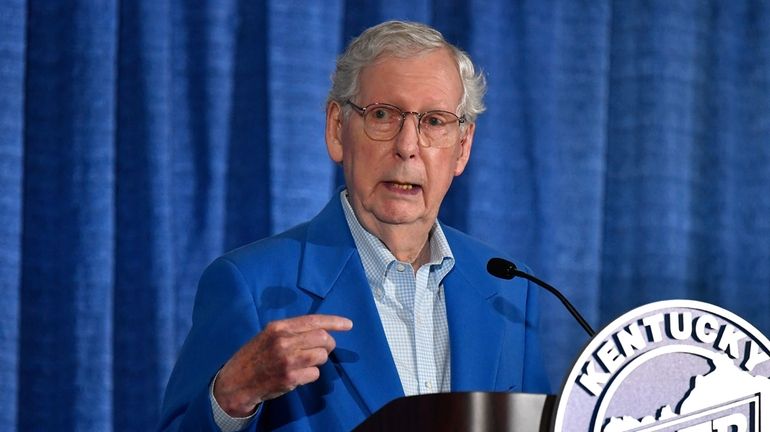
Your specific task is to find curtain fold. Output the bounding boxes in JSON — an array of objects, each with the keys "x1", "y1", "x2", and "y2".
[
  {"x1": 2, "y1": 1, "x2": 770, "y2": 430},
  {"x1": 114, "y1": 0, "x2": 174, "y2": 428},
  {"x1": 601, "y1": 1, "x2": 770, "y2": 325},
  {"x1": 19, "y1": 1, "x2": 117, "y2": 430},
  {"x1": 0, "y1": 0, "x2": 26, "y2": 429},
  {"x1": 266, "y1": 1, "x2": 342, "y2": 233},
  {"x1": 460, "y1": 0, "x2": 613, "y2": 379}
]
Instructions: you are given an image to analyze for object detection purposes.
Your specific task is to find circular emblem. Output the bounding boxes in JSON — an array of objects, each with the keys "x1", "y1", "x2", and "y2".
[{"x1": 553, "y1": 300, "x2": 770, "y2": 432}]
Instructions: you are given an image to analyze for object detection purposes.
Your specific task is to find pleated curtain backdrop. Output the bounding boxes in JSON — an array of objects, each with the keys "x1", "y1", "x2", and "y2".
[{"x1": 1, "y1": 0, "x2": 769, "y2": 430}]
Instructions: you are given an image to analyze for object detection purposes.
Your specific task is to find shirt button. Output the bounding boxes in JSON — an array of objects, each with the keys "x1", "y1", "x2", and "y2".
[
  {"x1": 425, "y1": 381, "x2": 432, "y2": 390},
  {"x1": 374, "y1": 287, "x2": 384, "y2": 299},
  {"x1": 396, "y1": 263, "x2": 406, "y2": 272}
]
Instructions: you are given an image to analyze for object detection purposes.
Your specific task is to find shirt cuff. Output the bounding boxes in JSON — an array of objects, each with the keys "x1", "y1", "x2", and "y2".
[{"x1": 209, "y1": 370, "x2": 258, "y2": 432}]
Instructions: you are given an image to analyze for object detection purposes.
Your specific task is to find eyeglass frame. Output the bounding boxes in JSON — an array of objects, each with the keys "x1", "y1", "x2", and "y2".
[{"x1": 345, "y1": 100, "x2": 467, "y2": 148}]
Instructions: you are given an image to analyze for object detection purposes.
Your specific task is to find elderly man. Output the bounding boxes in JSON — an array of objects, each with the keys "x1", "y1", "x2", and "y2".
[{"x1": 159, "y1": 20, "x2": 550, "y2": 432}]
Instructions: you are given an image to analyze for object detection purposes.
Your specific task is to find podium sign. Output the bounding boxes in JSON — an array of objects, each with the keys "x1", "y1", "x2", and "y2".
[{"x1": 553, "y1": 300, "x2": 770, "y2": 432}]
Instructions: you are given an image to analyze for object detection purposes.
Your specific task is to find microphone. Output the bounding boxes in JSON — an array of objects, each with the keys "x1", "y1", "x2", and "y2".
[{"x1": 487, "y1": 257, "x2": 596, "y2": 337}]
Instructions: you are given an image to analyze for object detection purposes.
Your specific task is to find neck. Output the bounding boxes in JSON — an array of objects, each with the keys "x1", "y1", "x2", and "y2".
[
  {"x1": 343, "y1": 192, "x2": 436, "y2": 270},
  {"x1": 362, "y1": 218, "x2": 434, "y2": 270},
  {"x1": 380, "y1": 226, "x2": 432, "y2": 271}
]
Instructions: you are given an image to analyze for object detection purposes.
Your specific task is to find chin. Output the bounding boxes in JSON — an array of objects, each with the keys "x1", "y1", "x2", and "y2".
[
  {"x1": 374, "y1": 207, "x2": 429, "y2": 226},
  {"x1": 373, "y1": 213, "x2": 415, "y2": 225}
]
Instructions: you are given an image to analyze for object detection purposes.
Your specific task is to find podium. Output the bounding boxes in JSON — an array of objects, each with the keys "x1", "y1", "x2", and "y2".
[
  {"x1": 354, "y1": 392, "x2": 556, "y2": 432},
  {"x1": 354, "y1": 301, "x2": 770, "y2": 431}
]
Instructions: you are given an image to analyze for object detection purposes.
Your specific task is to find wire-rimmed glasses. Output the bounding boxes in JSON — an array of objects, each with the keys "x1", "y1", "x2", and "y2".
[{"x1": 346, "y1": 101, "x2": 466, "y2": 148}]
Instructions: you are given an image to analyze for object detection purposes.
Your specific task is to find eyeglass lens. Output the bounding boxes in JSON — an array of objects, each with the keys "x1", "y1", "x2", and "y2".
[{"x1": 362, "y1": 104, "x2": 461, "y2": 147}]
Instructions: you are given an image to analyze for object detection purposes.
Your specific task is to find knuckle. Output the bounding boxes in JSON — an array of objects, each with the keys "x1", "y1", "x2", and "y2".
[
  {"x1": 274, "y1": 337, "x2": 291, "y2": 352},
  {"x1": 265, "y1": 321, "x2": 281, "y2": 333},
  {"x1": 307, "y1": 367, "x2": 320, "y2": 382},
  {"x1": 276, "y1": 370, "x2": 293, "y2": 386},
  {"x1": 262, "y1": 326, "x2": 284, "y2": 343},
  {"x1": 301, "y1": 348, "x2": 325, "y2": 366},
  {"x1": 313, "y1": 329, "x2": 330, "y2": 344},
  {"x1": 326, "y1": 334, "x2": 337, "y2": 350},
  {"x1": 275, "y1": 354, "x2": 292, "y2": 370},
  {"x1": 264, "y1": 349, "x2": 294, "y2": 373},
  {"x1": 314, "y1": 348, "x2": 329, "y2": 364},
  {"x1": 285, "y1": 369, "x2": 303, "y2": 385},
  {"x1": 293, "y1": 367, "x2": 319, "y2": 386}
]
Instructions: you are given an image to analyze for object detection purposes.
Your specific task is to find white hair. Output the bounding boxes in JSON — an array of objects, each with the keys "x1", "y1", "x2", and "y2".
[{"x1": 328, "y1": 21, "x2": 486, "y2": 123}]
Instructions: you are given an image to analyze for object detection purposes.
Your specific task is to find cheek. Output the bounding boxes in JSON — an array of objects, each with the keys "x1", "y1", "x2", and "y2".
[
  {"x1": 344, "y1": 146, "x2": 382, "y2": 187},
  {"x1": 426, "y1": 158, "x2": 458, "y2": 193}
]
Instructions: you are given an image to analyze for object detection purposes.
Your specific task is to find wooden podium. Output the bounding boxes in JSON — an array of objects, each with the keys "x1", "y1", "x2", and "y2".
[{"x1": 354, "y1": 392, "x2": 556, "y2": 431}]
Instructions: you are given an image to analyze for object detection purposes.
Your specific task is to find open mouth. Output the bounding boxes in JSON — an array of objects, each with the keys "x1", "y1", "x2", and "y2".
[
  {"x1": 392, "y1": 183, "x2": 414, "y2": 190},
  {"x1": 387, "y1": 181, "x2": 420, "y2": 192}
]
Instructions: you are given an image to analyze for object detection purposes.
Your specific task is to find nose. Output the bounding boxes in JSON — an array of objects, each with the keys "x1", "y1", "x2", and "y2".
[{"x1": 394, "y1": 113, "x2": 421, "y2": 160}]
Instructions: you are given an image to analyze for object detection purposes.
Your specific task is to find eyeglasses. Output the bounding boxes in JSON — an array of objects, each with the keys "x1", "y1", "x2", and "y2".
[{"x1": 346, "y1": 101, "x2": 466, "y2": 148}]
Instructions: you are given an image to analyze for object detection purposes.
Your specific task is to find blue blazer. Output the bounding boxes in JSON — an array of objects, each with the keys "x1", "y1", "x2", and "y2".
[{"x1": 159, "y1": 195, "x2": 550, "y2": 431}]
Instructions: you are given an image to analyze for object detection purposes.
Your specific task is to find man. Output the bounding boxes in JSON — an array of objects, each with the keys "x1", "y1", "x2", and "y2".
[{"x1": 159, "y1": 20, "x2": 550, "y2": 432}]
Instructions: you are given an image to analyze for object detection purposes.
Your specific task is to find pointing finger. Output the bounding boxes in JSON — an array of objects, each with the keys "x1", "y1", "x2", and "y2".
[{"x1": 273, "y1": 314, "x2": 353, "y2": 333}]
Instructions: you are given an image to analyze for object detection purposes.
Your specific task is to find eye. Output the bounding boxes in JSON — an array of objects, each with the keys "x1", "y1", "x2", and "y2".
[
  {"x1": 423, "y1": 112, "x2": 450, "y2": 127},
  {"x1": 368, "y1": 105, "x2": 399, "y2": 123}
]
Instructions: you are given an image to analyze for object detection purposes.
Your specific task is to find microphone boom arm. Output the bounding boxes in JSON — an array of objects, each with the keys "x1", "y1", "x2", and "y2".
[
  {"x1": 486, "y1": 257, "x2": 596, "y2": 337},
  {"x1": 510, "y1": 269, "x2": 596, "y2": 337}
]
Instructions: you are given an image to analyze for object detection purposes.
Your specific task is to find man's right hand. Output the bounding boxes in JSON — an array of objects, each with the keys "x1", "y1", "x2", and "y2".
[{"x1": 212, "y1": 314, "x2": 353, "y2": 417}]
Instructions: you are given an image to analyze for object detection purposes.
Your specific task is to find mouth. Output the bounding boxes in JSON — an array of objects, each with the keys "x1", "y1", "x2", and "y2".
[{"x1": 385, "y1": 181, "x2": 421, "y2": 193}]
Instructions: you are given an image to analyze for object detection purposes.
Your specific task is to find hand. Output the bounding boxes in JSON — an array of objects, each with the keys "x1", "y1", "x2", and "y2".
[{"x1": 212, "y1": 314, "x2": 353, "y2": 417}]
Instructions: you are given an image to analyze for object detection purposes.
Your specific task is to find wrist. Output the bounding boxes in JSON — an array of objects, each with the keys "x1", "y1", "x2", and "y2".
[{"x1": 212, "y1": 369, "x2": 261, "y2": 417}]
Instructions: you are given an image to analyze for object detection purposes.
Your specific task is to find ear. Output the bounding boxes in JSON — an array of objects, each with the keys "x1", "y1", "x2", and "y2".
[
  {"x1": 325, "y1": 101, "x2": 344, "y2": 163},
  {"x1": 453, "y1": 122, "x2": 475, "y2": 176}
]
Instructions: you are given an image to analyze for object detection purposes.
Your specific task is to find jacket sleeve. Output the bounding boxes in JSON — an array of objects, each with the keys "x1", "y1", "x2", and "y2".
[{"x1": 158, "y1": 258, "x2": 263, "y2": 432}]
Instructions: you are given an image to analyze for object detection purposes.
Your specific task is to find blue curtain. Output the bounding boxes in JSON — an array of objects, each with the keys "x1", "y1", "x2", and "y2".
[{"x1": 1, "y1": 0, "x2": 769, "y2": 430}]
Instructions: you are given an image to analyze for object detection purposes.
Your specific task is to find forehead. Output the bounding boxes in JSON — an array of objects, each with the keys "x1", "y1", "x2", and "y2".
[{"x1": 357, "y1": 48, "x2": 463, "y2": 110}]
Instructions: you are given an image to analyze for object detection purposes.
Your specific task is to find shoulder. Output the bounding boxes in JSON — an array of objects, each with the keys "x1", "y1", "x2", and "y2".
[
  {"x1": 442, "y1": 224, "x2": 499, "y2": 255},
  {"x1": 197, "y1": 221, "x2": 311, "y2": 294},
  {"x1": 200, "y1": 192, "x2": 354, "y2": 290},
  {"x1": 440, "y1": 223, "x2": 534, "y2": 300},
  {"x1": 224, "y1": 222, "x2": 309, "y2": 265},
  {"x1": 441, "y1": 223, "x2": 527, "y2": 270},
  {"x1": 217, "y1": 191, "x2": 350, "y2": 275}
]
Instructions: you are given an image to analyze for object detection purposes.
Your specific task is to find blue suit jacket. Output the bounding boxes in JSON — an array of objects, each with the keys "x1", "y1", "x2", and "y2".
[{"x1": 159, "y1": 195, "x2": 550, "y2": 431}]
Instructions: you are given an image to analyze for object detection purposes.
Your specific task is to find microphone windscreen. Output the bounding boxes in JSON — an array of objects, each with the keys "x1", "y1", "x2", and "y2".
[{"x1": 486, "y1": 257, "x2": 517, "y2": 280}]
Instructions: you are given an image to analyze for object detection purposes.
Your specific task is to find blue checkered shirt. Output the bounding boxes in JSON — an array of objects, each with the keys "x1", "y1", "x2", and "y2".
[{"x1": 340, "y1": 191, "x2": 454, "y2": 396}]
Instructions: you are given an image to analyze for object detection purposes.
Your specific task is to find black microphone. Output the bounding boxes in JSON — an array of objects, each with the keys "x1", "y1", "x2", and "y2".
[{"x1": 487, "y1": 257, "x2": 596, "y2": 337}]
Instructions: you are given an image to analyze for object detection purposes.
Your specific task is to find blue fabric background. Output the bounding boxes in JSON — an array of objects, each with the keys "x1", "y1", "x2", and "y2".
[{"x1": 1, "y1": 1, "x2": 769, "y2": 430}]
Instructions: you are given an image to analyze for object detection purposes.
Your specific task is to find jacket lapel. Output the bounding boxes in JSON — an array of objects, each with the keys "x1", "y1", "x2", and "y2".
[
  {"x1": 443, "y1": 230, "x2": 506, "y2": 392},
  {"x1": 297, "y1": 195, "x2": 403, "y2": 420}
]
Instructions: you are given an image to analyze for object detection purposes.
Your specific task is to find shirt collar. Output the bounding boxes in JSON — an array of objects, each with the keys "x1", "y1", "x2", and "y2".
[{"x1": 339, "y1": 190, "x2": 455, "y2": 287}]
